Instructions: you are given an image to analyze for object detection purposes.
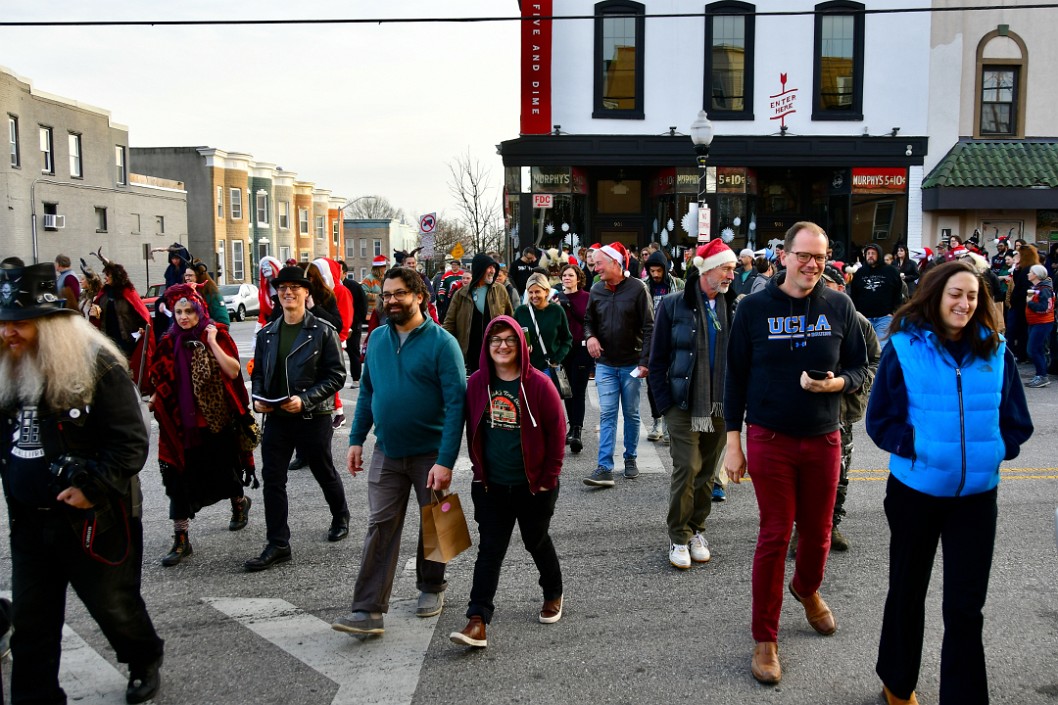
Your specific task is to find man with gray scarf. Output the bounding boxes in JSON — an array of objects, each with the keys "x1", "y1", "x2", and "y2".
[{"x1": 648, "y1": 240, "x2": 737, "y2": 569}]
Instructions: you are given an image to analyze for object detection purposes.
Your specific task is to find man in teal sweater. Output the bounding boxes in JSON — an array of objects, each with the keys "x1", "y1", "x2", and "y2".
[{"x1": 332, "y1": 267, "x2": 467, "y2": 637}]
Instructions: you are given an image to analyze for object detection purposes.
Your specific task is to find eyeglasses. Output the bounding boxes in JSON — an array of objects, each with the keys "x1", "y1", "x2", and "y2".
[
  {"x1": 276, "y1": 284, "x2": 304, "y2": 292},
  {"x1": 380, "y1": 290, "x2": 411, "y2": 301},
  {"x1": 789, "y1": 252, "x2": 827, "y2": 265},
  {"x1": 488, "y1": 336, "x2": 519, "y2": 348}
]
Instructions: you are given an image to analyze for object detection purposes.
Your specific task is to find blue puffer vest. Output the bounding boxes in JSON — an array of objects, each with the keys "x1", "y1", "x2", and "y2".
[{"x1": 889, "y1": 326, "x2": 1006, "y2": 497}]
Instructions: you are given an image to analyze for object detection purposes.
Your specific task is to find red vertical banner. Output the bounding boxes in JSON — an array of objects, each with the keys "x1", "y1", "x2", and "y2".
[{"x1": 520, "y1": 1, "x2": 552, "y2": 135}]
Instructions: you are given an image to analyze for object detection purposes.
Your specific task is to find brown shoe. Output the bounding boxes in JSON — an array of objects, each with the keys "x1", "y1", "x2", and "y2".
[
  {"x1": 789, "y1": 583, "x2": 837, "y2": 635},
  {"x1": 449, "y1": 616, "x2": 487, "y2": 648},
  {"x1": 882, "y1": 685, "x2": 920, "y2": 704},
  {"x1": 751, "y1": 641, "x2": 781, "y2": 684},
  {"x1": 539, "y1": 596, "x2": 563, "y2": 624}
]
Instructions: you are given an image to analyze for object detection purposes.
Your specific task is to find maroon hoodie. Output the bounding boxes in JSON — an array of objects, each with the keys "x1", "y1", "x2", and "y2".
[{"x1": 465, "y1": 315, "x2": 566, "y2": 492}]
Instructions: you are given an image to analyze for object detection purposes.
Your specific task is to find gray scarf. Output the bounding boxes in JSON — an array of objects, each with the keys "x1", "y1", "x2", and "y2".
[{"x1": 691, "y1": 284, "x2": 729, "y2": 432}]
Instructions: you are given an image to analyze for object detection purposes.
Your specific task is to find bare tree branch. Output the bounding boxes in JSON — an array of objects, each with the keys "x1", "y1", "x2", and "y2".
[
  {"x1": 447, "y1": 150, "x2": 503, "y2": 256},
  {"x1": 344, "y1": 195, "x2": 405, "y2": 221}
]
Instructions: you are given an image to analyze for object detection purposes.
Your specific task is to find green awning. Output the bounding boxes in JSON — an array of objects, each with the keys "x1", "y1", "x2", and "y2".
[{"x1": 923, "y1": 140, "x2": 1058, "y2": 189}]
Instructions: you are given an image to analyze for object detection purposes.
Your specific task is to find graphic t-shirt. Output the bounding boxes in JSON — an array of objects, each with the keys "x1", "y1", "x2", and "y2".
[
  {"x1": 7, "y1": 404, "x2": 54, "y2": 506},
  {"x1": 482, "y1": 377, "x2": 525, "y2": 486}
]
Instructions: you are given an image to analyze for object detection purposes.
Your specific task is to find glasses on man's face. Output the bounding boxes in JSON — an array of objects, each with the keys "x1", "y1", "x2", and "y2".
[
  {"x1": 276, "y1": 284, "x2": 303, "y2": 293},
  {"x1": 789, "y1": 252, "x2": 827, "y2": 266},
  {"x1": 488, "y1": 336, "x2": 518, "y2": 349},
  {"x1": 381, "y1": 290, "x2": 411, "y2": 302}
]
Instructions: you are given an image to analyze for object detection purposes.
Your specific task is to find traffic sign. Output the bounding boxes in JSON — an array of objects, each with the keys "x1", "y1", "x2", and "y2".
[
  {"x1": 532, "y1": 194, "x2": 553, "y2": 209},
  {"x1": 419, "y1": 213, "x2": 436, "y2": 234},
  {"x1": 698, "y1": 205, "x2": 712, "y2": 242},
  {"x1": 450, "y1": 243, "x2": 465, "y2": 260}
]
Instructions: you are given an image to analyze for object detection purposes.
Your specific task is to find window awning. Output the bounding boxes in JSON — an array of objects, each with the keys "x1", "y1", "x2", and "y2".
[{"x1": 922, "y1": 140, "x2": 1058, "y2": 210}]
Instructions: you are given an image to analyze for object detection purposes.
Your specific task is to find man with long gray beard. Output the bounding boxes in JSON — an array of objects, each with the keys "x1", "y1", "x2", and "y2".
[
  {"x1": 0, "y1": 263, "x2": 164, "y2": 704},
  {"x1": 333, "y1": 267, "x2": 466, "y2": 636}
]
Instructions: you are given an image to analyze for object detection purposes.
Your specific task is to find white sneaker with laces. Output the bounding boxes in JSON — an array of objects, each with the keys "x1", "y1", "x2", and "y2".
[
  {"x1": 669, "y1": 542, "x2": 691, "y2": 569},
  {"x1": 647, "y1": 418, "x2": 663, "y2": 441},
  {"x1": 689, "y1": 533, "x2": 711, "y2": 563}
]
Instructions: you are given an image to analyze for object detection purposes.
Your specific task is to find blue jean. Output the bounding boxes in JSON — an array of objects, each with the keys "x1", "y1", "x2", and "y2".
[
  {"x1": 868, "y1": 314, "x2": 893, "y2": 348},
  {"x1": 595, "y1": 363, "x2": 642, "y2": 470},
  {"x1": 1027, "y1": 322, "x2": 1053, "y2": 377}
]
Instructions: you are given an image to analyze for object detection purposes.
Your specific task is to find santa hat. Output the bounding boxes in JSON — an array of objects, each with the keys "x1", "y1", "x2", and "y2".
[
  {"x1": 311, "y1": 258, "x2": 334, "y2": 289},
  {"x1": 372, "y1": 255, "x2": 388, "y2": 268},
  {"x1": 692, "y1": 239, "x2": 737, "y2": 273},
  {"x1": 597, "y1": 242, "x2": 630, "y2": 277}
]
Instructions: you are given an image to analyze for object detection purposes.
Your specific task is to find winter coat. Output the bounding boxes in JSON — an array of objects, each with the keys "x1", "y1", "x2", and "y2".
[{"x1": 252, "y1": 310, "x2": 345, "y2": 414}]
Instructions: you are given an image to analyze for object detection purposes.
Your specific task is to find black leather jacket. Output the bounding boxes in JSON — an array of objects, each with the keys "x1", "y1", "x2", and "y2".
[
  {"x1": 0, "y1": 349, "x2": 148, "y2": 520},
  {"x1": 252, "y1": 310, "x2": 345, "y2": 414},
  {"x1": 583, "y1": 276, "x2": 655, "y2": 367}
]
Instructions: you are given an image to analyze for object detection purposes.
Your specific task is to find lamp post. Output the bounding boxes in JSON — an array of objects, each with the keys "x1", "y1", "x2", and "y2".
[{"x1": 689, "y1": 110, "x2": 714, "y2": 242}]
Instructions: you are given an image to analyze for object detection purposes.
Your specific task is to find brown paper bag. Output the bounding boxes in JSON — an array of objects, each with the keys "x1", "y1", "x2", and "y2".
[{"x1": 421, "y1": 491, "x2": 472, "y2": 563}]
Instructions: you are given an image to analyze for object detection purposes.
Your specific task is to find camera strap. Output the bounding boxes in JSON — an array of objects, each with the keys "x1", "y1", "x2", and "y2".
[{"x1": 80, "y1": 502, "x2": 131, "y2": 566}]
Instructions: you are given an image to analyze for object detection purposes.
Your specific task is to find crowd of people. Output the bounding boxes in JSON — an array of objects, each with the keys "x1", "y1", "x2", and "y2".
[{"x1": 0, "y1": 225, "x2": 1042, "y2": 704}]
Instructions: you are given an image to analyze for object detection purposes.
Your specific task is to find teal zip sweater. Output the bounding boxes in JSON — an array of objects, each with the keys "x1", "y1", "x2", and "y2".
[{"x1": 348, "y1": 317, "x2": 467, "y2": 468}]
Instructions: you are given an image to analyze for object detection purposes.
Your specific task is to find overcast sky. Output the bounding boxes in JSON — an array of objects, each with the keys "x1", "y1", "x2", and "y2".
[{"x1": 0, "y1": 1, "x2": 520, "y2": 223}]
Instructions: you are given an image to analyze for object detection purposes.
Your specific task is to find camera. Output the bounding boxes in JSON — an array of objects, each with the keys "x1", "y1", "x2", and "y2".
[{"x1": 50, "y1": 455, "x2": 91, "y2": 492}]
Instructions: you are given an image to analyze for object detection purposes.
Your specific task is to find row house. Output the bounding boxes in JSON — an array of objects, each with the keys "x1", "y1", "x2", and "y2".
[
  {"x1": 343, "y1": 218, "x2": 420, "y2": 282},
  {"x1": 921, "y1": 0, "x2": 1058, "y2": 250},
  {"x1": 131, "y1": 147, "x2": 346, "y2": 284},
  {"x1": 500, "y1": 0, "x2": 931, "y2": 263},
  {"x1": 1, "y1": 66, "x2": 188, "y2": 291}
]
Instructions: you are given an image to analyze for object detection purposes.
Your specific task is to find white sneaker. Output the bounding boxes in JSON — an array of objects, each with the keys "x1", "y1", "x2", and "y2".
[
  {"x1": 689, "y1": 533, "x2": 712, "y2": 563},
  {"x1": 669, "y1": 542, "x2": 691, "y2": 570},
  {"x1": 647, "y1": 418, "x2": 663, "y2": 442}
]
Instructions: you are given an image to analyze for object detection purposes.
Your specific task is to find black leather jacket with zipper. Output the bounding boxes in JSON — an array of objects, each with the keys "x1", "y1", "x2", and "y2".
[{"x1": 252, "y1": 310, "x2": 345, "y2": 414}]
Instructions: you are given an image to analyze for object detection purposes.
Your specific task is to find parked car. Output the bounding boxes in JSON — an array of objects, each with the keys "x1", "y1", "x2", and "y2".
[
  {"x1": 141, "y1": 283, "x2": 167, "y2": 309},
  {"x1": 221, "y1": 283, "x2": 259, "y2": 322}
]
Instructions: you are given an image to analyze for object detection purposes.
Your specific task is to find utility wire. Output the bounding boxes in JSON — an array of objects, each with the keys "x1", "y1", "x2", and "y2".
[{"x1": 2, "y1": 4, "x2": 1058, "y2": 28}]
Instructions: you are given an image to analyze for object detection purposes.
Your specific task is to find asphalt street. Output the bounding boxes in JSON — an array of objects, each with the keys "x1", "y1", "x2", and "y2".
[{"x1": 1, "y1": 318, "x2": 1056, "y2": 705}]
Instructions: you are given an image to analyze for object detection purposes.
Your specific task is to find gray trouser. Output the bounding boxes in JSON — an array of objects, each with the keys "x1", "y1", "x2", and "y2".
[
  {"x1": 350, "y1": 449, "x2": 448, "y2": 614},
  {"x1": 664, "y1": 408, "x2": 726, "y2": 544},
  {"x1": 833, "y1": 420, "x2": 854, "y2": 527}
]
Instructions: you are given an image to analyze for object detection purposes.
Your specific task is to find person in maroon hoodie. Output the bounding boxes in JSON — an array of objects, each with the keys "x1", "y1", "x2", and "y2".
[{"x1": 449, "y1": 315, "x2": 566, "y2": 649}]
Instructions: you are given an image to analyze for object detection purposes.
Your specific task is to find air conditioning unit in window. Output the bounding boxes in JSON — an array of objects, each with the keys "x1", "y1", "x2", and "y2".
[{"x1": 43, "y1": 214, "x2": 66, "y2": 229}]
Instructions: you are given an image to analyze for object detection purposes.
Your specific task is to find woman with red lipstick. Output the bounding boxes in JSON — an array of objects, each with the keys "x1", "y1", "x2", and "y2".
[{"x1": 866, "y1": 260, "x2": 1033, "y2": 705}]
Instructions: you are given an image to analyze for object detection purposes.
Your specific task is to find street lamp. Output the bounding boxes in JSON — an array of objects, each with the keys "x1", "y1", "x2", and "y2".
[{"x1": 689, "y1": 110, "x2": 714, "y2": 242}]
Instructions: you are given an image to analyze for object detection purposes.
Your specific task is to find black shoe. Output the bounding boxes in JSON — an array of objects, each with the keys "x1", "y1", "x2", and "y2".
[
  {"x1": 328, "y1": 516, "x2": 350, "y2": 542},
  {"x1": 126, "y1": 657, "x2": 162, "y2": 704},
  {"x1": 229, "y1": 496, "x2": 251, "y2": 531},
  {"x1": 161, "y1": 531, "x2": 192, "y2": 567},
  {"x1": 244, "y1": 544, "x2": 292, "y2": 572},
  {"x1": 570, "y1": 426, "x2": 583, "y2": 454},
  {"x1": 288, "y1": 456, "x2": 309, "y2": 471}
]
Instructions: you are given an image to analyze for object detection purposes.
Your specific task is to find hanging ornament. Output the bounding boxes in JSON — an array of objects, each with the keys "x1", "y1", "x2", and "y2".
[
  {"x1": 748, "y1": 220, "x2": 757, "y2": 231},
  {"x1": 667, "y1": 218, "x2": 675, "y2": 233},
  {"x1": 652, "y1": 218, "x2": 659, "y2": 235},
  {"x1": 733, "y1": 216, "x2": 741, "y2": 228},
  {"x1": 565, "y1": 233, "x2": 581, "y2": 250},
  {"x1": 545, "y1": 223, "x2": 555, "y2": 236},
  {"x1": 660, "y1": 228, "x2": 669, "y2": 246},
  {"x1": 681, "y1": 204, "x2": 698, "y2": 236},
  {"x1": 561, "y1": 222, "x2": 570, "y2": 232},
  {"x1": 721, "y1": 227, "x2": 735, "y2": 243}
]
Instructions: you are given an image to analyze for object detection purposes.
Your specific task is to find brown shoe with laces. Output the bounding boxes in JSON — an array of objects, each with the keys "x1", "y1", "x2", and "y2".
[
  {"x1": 449, "y1": 616, "x2": 487, "y2": 648},
  {"x1": 789, "y1": 583, "x2": 837, "y2": 635},
  {"x1": 751, "y1": 641, "x2": 781, "y2": 684},
  {"x1": 882, "y1": 685, "x2": 920, "y2": 704}
]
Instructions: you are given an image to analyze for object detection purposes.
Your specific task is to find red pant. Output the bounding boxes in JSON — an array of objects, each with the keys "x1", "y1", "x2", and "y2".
[{"x1": 746, "y1": 424, "x2": 841, "y2": 642}]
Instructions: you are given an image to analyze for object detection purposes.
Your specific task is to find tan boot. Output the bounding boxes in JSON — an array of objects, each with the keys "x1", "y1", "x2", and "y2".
[
  {"x1": 882, "y1": 685, "x2": 920, "y2": 704},
  {"x1": 789, "y1": 583, "x2": 837, "y2": 635},
  {"x1": 751, "y1": 641, "x2": 781, "y2": 684}
]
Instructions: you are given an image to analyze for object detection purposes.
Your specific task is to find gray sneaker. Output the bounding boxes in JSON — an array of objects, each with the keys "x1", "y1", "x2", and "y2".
[
  {"x1": 331, "y1": 611, "x2": 384, "y2": 635},
  {"x1": 416, "y1": 590, "x2": 445, "y2": 618},
  {"x1": 623, "y1": 457, "x2": 640, "y2": 479},
  {"x1": 583, "y1": 466, "x2": 615, "y2": 488},
  {"x1": 1027, "y1": 375, "x2": 1051, "y2": 388}
]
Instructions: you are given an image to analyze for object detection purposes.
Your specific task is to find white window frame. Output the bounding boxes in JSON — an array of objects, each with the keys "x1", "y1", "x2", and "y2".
[
  {"x1": 217, "y1": 241, "x2": 226, "y2": 285},
  {"x1": 332, "y1": 219, "x2": 339, "y2": 245},
  {"x1": 132, "y1": 213, "x2": 141, "y2": 234},
  {"x1": 373, "y1": 239, "x2": 382, "y2": 256},
  {"x1": 40, "y1": 126, "x2": 53, "y2": 174},
  {"x1": 359, "y1": 238, "x2": 367, "y2": 258},
  {"x1": 230, "y1": 188, "x2": 242, "y2": 220},
  {"x1": 156, "y1": 215, "x2": 165, "y2": 234},
  {"x1": 232, "y1": 239, "x2": 245, "y2": 281},
  {"x1": 278, "y1": 201, "x2": 290, "y2": 230},
  {"x1": 68, "y1": 133, "x2": 82, "y2": 178},
  {"x1": 315, "y1": 215, "x2": 325, "y2": 238},
  {"x1": 217, "y1": 186, "x2": 224, "y2": 219},
  {"x1": 115, "y1": 145, "x2": 126, "y2": 185},
  {"x1": 359, "y1": 267, "x2": 367, "y2": 280},
  {"x1": 95, "y1": 206, "x2": 107, "y2": 232},
  {"x1": 8, "y1": 115, "x2": 19, "y2": 168},
  {"x1": 298, "y1": 208, "x2": 309, "y2": 236},
  {"x1": 256, "y1": 192, "x2": 269, "y2": 226},
  {"x1": 279, "y1": 245, "x2": 291, "y2": 262}
]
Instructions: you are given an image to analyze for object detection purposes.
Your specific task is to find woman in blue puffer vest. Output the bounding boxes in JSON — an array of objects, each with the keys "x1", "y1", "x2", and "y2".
[{"x1": 866, "y1": 260, "x2": 1033, "y2": 705}]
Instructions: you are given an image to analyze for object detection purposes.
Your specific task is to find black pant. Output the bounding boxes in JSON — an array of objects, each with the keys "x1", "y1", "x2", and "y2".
[
  {"x1": 347, "y1": 325, "x2": 363, "y2": 382},
  {"x1": 877, "y1": 475, "x2": 996, "y2": 704},
  {"x1": 8, "y1": 501, "x2": 164, "y2": 704},
  {"x1": 467, "y1": 482, "x2": 562, "y2": 624},
  {"x1": 261, "y1": 414, "x2": 349, "y2": 547},
  {"x1": 562, "y1": 344, "x2": 594, "y2": 428}
]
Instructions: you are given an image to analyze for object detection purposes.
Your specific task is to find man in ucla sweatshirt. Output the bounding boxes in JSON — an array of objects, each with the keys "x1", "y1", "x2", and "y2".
[
  {"x1": 333, "y1": 266, "x2": 467, "y2": 637},
  {"x1": 723, "y1": 221, "x2": 869, "y2": 687}
]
